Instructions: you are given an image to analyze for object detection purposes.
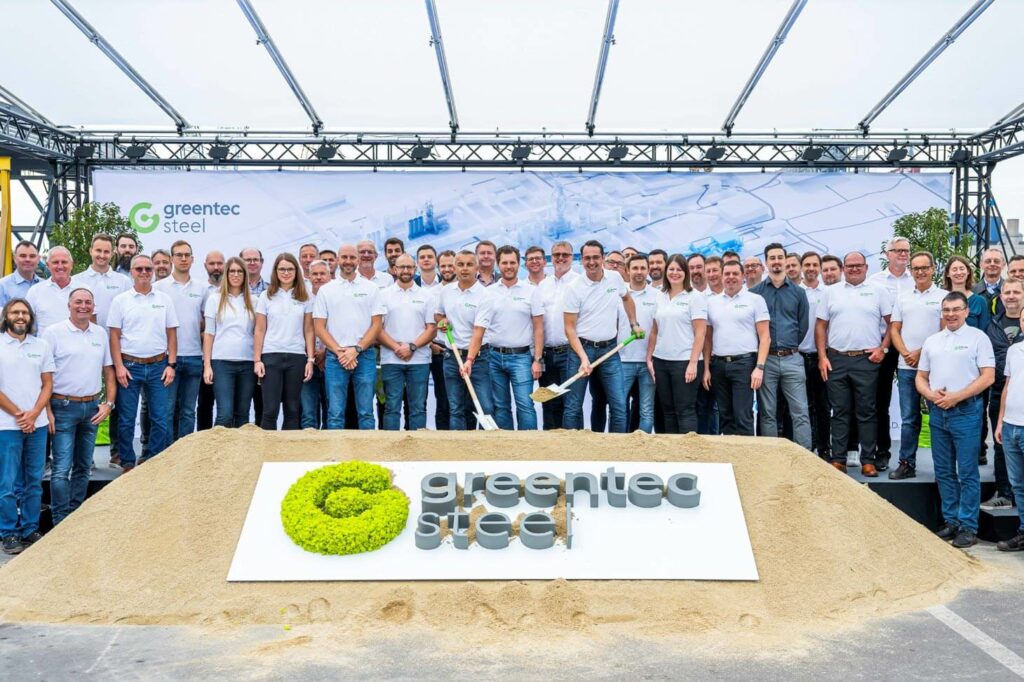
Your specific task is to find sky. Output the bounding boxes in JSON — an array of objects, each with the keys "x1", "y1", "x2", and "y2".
[{"x1": 3, "y1": 0, "x2": 1023, "y2": 228}]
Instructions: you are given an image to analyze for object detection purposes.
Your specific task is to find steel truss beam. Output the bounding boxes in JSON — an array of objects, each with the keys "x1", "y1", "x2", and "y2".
[
  {"x1": 0, "y1": 108, "x2": 75, "y2": 161},
  {"x1": 236, "y1": 0, "x2": 323, "y2": 135},
  {"x1": 49, "y1": 0, "x2": 190, "y2": 132},
  {"x1": 585, "y1": 0, "x2": 619, "y2": 136},
  {"x1": 970, "y1": 113, "x2": 1024, "y2": 163},
  {"x1": 722, "y1": 0, "x2": 806, "y2": 135},
  {"x1": 0, "y1": 85, "x2": 53, "y2": 125},
  {"x1": 425, "y1": 0, "x2": 459, "y2": 136},
  {"x1": 858, "y1": 0, "x2": 994, "y2": 133}
]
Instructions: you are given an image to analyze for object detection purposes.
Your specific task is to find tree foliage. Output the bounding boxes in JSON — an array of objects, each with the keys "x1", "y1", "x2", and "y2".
[
  {"x1": 882, "y1": 207, "x2": 974, "y2": 283},
  {"x1": 49, "y1": 202, "x2": 140, "y2": 275}
]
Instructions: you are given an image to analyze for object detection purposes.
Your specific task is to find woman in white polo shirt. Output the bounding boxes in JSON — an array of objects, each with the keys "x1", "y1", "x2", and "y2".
[
  {"x1": 646, "y1": 254, "x2": 709, "y2": 434},
  {"x1": 253, "y1": 253, "x2": 314, "y2": 430},
  {"x1": 202, "y1": 257, "x2": 256, "y2": 428}
]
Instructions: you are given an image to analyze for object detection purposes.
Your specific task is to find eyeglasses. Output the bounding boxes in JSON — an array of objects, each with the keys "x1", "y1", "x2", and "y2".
[
  {"x1": 396, "y1": 265, "x2": 415, "y2": 271},
  {"x1": 605, "y1": 260, "x2": 624, "y2": 267},
  {"x1": 227, "y1": 269, "x2": 246, "y2": 275},
  {"x1": 889, "y1": 248, "x2": 911, "y2": 254},
  {"x1": 942, "y1": 306, "x2": 967, "y2": 314},
  {"x1": 526, "y1": 256, "x2": 545, "y2": 262},
  {"x1": 845, "y1": 264, "x2": 866, "y2": 269},
  {"x1": 910, "y1": 266, "x2": 933, "y2": 272},
  {"x1": 552, "y1": 253, "x2": 572, "y2": 259},
  {"x1": 358, "y1": 249, "x2": 375, "y2": 255},
  {"x1": 133, "y1": 266, "x2": 153, "y2": 272},
  {"x1": 243, "y1": 258, "x2": 261, "y2": 264}
]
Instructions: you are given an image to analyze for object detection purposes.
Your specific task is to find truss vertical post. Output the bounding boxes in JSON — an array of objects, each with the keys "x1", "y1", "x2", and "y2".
[
  {"x1": 585, "y1": 0, "x2": 620, "y2": 136},
  {"x1": 425, "y1": 0, "x2": 459, "y2": 138},
  {"x1": 0, "y1": 157, "x2": 11, "y2": 275}
]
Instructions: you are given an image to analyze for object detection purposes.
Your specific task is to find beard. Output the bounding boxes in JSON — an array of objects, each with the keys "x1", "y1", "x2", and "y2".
[
  {"x1": 116, "y1": 253, "x2": 134, "y2": 271},
  {"x1": 7, "y1": 321, "x2": 28, "y2": 335}
]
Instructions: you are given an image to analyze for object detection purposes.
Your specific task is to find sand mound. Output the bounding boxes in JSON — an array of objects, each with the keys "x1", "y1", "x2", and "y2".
[{"x1": 0, "y1": 427, "x2": 982, "y2": 647}]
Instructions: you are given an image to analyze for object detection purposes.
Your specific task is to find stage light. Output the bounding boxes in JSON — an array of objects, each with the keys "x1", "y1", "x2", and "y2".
[
  {"x1": 315, "y1": 144, "x2": 337, "y2": 161},
  {"x1": 951, "y1": 148, "x2": 971, "y2": 163},
  {"x1": 74, "y1": 145, "x2": 95, "y2": 159},
  {"x1": 703, "y1": 146, "x2": 726, "y2": 161},
  {"x1": 511, "y1": 145, "x2": 532, "y2": 161},
  {"x1": 124, "y1": 145, "x2": 147, "y2": 160},
  {"x1": 887, "y1": 147, "x2": 909, "y2": 163},
  {"x1": 801, "y1": 146, "x2": 824, "y2": 162},
  {"x1": 607, "y1": 145, "x2": 628, "y2": 161},
  {"x1": 410, "y1": 144, "x2": 433, "y2": 161},
  {"x1": 208, "y1": 145, "x2": 231, "y2": 161}
]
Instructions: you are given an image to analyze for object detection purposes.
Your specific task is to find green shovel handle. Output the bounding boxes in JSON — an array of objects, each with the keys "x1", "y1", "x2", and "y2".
[{"x1": 444, "y1": 326, "x2": 456, "y2": 347}]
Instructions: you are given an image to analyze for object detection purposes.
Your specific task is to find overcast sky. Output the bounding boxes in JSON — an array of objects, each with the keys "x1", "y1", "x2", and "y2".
[{"x1": 4, "y1": 0, "x2": 1023, "y2": 227}]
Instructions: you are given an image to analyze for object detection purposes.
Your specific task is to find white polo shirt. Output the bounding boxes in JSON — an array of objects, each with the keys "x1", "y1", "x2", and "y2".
[
  {"x1": 71, "y1": 266, "x2": 131, "y2": 328},
  {"x1": 436, "y1": 281, "x2": 493, "y2": 348},
  {"x1": 255, "y1": 289, "x2": 313, "y2": 356},
  {"x1": 1002, "y1": 344, "x2": 1024, "y2": 426},
  {"x1": 563, "y1": 271, "x2": 627, "y2": 342},
  {"x1": 620, "y1": 285, "x2": 659, "y2": 362},
  {"x1": 0, "y1": 333, "x2": 54, "y2": 431},
  {"x1": 204, "y1": 293, "x2": 256, "y2": 361},
  {"x1": 799, "y1": 282, "x2": 827, "y2": 353},
  {"x1": 652, "y1": 289, "x2": 709, "y2": 362},
  {"x1": 891, "y1": 285, "x2": 947, "y2": 370},
  {"x1": 816, "y1": 281, "x2": 892, "y2": 352},
  {"x1": 918, "y1": 324, "x2": 994, "y2": 393},
  {"x1": 154, "y1": 276, "x2": 207, "y2": 357},
  {"x1": 25, "y1": 278, "x2": 74, "y2": 331},
  {"x1": 538, "y1": 270, "x2": 579, "y2": 347},
  {"x1": 482, "y1": 279, "x2": 543, "y2": 349},
  {"x1": 107, "y1": 288, "x2": 179, "y2": 358},
  {"x1": 380, "y1": 283, "x2": 435, "y2": 365},
  {"x1": 362, "y1": 270, "x2": 394, "y2": 290},
  {"x1": 42, "y1": 320, "x2": 112, "y2": 397},
  {"x1": 869, "y1": 268, "x2": 913, "y2": 297},
  {"x1": 312, "y1": 276, "x2": 384, "y2": 348},
  {"x1": 706, "y1": 289, "x2": 770, "y2": 356}
]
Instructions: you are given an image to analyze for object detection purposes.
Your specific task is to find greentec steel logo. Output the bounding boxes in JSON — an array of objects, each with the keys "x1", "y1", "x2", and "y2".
[
  {"x1": 127, "y1": 200, "x2": 241, "y2": 234},
  {"x1": 129, "y1": 202, "x2": 160, "y2": 233}
]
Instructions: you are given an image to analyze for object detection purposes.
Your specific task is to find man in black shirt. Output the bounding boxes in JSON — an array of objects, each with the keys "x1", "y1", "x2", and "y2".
[{"x1": 984, "y1": 279, "x2": 1024, "y2": 509}]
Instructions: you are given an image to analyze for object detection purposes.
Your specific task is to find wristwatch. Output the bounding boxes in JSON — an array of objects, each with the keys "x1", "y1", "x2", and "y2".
[
  {"x1": 756, "y1": 363, "x2": 765, "y2": 370},
  {"x1": 104, "y1": 401, "x2": 115, "y2": 410},
  {"x1": 409, "y1": 342, "x2": 418, "y2": 353},
  {"x1": 353, "y1": 344, "x2": 364, "y2": 353},
  {"x1": 167, "y1": 361, "x2": 177, "y2": 370}
]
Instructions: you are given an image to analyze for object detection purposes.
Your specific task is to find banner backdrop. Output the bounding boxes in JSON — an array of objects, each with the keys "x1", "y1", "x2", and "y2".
[{"x1": 93, "y1": 169, "x2": 951, "y2": 276}]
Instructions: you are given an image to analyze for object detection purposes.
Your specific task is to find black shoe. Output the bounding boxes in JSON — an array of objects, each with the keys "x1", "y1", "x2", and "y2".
[
  {"x1": 936, "y1": 523, "x2": 959, "y2": 541},
  {"x1": 1, "y1": 535, "x2": 23, "y2": 555},
  {"x1": 951, "y1": 528, "x2": 978, "y2": 549},
  {"x1": 888, "y1": 461, "x2": 917, "y2": 480},
  {"x1": 875, "y1": 457, "x2": 890, "y2": 472},
  {"x1": 997, "y1": 534, "x2": 1024, "y2": 552},
  {"x1": 980, "y1": 454, "x2": 989, "y2": 466},
  {"x1": 20, "y1": 532, "x2": 42, "y2": 546}
]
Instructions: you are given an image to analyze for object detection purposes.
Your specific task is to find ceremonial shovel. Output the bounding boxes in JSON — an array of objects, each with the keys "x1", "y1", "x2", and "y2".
[
  {"x1": 444, "y1": 327, "x2": 500, "y2": 431},
  {"x1": 530, "y1": 333, "x2": 638, "y2": 403}
]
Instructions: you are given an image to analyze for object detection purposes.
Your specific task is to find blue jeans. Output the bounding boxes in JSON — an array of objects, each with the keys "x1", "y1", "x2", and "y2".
[
  {"x1": 897, "y1": 369, "x2": 923, "y2": 467},
  {"x1": 167, "y1": 355, "x2": 202, "y2": 440},
  {"x1": 211, "y1": 360, "x2": 256, "y2": 428},
  {"x1": 301, "y1": 364, "x2": 325, "y2": 429},
  {"x1": 1000, "y1": 422, "x2": 1024, "y2": 533},
  {"x1": 443, "y1": 348, "x2": 494, "y2": 430},
  {"x1": 382, "y1": 363, "x2": 430, "y2": 430},
  {"x1": 620, "y1": 361, "x2": 654, "y2": 433},
  {"x1": 540, "y1": 347, "x2": 570, "y2": 430},
  {"x1": 0, "y1": 429, "x2": 46, "y2": 537},
  {"x1": 325, "y1": 347, "x2": 378, "y2": 430},
  {"x1": 49, "y1": 399, "x2": 99, "y2": 525},
  {"x1": 116, "y1": 359, "x2": 171, "y2": 467},
  {"x1": 489, "y1": 351, "x2": 538, "y2": 430},
  {"x1": 928, "y1": 397, "x2": 982, "y2": 532},
  {"x1": 564, "y1": 346, "x2": 627, "y2": 433}
]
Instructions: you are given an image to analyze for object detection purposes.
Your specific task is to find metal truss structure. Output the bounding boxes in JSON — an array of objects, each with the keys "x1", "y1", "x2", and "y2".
[{"x1": 2, "y1": 0, "x2": 1023, "y2": 257}]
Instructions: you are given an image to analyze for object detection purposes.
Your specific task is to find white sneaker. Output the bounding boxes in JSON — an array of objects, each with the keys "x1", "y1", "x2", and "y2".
[{"x1": 981, "y1": 494, "x2": 1015, "y2": 510}]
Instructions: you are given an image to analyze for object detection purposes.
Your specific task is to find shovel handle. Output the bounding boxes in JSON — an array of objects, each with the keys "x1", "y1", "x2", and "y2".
[
  {"x1": 444, "y1": 327, "x2": 488, "y2": 416},
  {"x1": 562, "y1": 334, "x2": 637, "y2": 388}
]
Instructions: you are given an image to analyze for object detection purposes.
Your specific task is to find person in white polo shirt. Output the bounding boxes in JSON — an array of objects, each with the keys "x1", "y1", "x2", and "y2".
[
  {"x1": 703, "y1": 260, "x2": 770, "y2": 436},
  {"x1": 435, "y1": 250, "x2": 495, "y2": 431},
  {"x1": 563, "y1": 239, "x2": 643, "y2": 433},
  {"x1": 378, "y1": 253, "x2": 437, "y2": 430},
  {"x1": 253, "y1": 253, "x2": 314, "y2": 430},
  {"x1": 107, "y1": 254, "x2": 179, "y2": 472},
  {"x1": 620, "y1": 254, "x2": 658, "y2": 434},
  {"x1": 314, "y1": 244, "x2": 384, "y2": 430},
  {"x1": 916, "y1": 291, "x2": 995, "y2": 549},
  {"x1": 0, "y1": 298, "x2": 54, "y2": 555},
  {"x1": 815, "y1": 251, "x2": 893, "y2": 477},
  {"x1": 153, "y1": 239, "x2": 206, "y2": 440},
  {"x1": 25, "y1": 246, "x2": 75, "y2": 331},
  {"x1": 888, "y1": 251, "x2": 946, "y2": 480},
  {"x1": 536, "y1": 240, "x2": 579, "y2": 430},
  {"x1": 203, "y1": 257, "x2": 256, "y2": 429},
  {"x1": 42, "y1": 288, "x2": 115, "y2": 524},
  {"x1": 301, "y1": 260, "x2": 332, "y2": 430},
  {"x1": 0, "y1": 241, "x2": 41, "y2": 306},
  {"x1": 480, "y1": 245, "x2": 544, "y2": 431},
  {"x1": 72, "y1": 233, "x2": 131, "y2": 329}
]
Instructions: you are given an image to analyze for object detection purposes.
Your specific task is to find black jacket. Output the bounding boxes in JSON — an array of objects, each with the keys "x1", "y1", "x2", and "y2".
[{"x1": 985, "y1": 312, "x2": 1024, "y2": 389}]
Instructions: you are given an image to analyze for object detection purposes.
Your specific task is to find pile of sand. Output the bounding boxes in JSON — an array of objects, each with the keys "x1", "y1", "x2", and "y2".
[{"x1": 0, "y1": 427, "x2": 983, "y2": 649}]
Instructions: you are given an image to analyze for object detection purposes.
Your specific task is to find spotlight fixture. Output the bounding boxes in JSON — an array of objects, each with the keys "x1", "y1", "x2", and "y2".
[
  {"x1": 315, "y1": 144, "x2": 337, "y2": 161},
  {"x1": 887, "y1": 147, "x2": 909, "y2": 163},
  {"x1": 607, "y1": 145, "x2": 629, "y2": 161},
  {"x1": 703, "y1": 146, "x2": 726, "y2": 161},
  {"x1": 410, "y1": 144, "x2": 432, "y2": 161},
  {"x1": 74, "y1": 145, "x2": 95, "y2": 159},
  {"x1": 950, "y1": 148, "x2": 971, "y2": 163},
  {"x1": 511, "y1": 145, "x2": 532, "y2": 161},
  {"x1": 801, "y1": 146, "x2": 824, "y2": 162},
  {"x1": 208, "y1": 145, "x2": 231, "y2": 161},
  {"x1": 124, "y1": 145, "x2": 147, "y2": 160}
]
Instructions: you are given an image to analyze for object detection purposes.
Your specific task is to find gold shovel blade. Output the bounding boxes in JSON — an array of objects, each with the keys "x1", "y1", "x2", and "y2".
[{"x1": 530, "y1": 384, "x2": 568, "y2": 403}]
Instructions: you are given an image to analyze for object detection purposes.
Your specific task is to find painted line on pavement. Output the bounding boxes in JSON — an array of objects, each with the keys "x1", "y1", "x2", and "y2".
[{"x1": 927, "y1": 605, "x2": 1024, "y2": 678}]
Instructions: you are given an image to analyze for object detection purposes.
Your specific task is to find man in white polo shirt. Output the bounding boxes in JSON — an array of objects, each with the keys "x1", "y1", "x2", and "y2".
[
  {"x1": 917, "y1": 291, "x2": 995, "y2": 549},
  {"x1": 42, "y1": 288, "x2": 115, "y2": 524},
  {"x1": 107, "y1": 254, "x2": 179, "y2": 472},
  {"x1": 356, "y1": 240, "x2": 395, "y2": 290},
  {"x1": 563, "y1": 239, "x2": 642, "y2": 433},
  {"x1": 72, "y1": 233, "x2": 131, "y2": 328},
  {"x1": 703, "y1": 260, "x2": 771, "y2": 436},
  {"x1": 620, "y1": 253, "x2": 658, "y2": 433},
  {"x1": 313, "y1": 244, "x2": 384, "y2": 430},
  {"x1": 154, "y1": 239, "x2": 207, "y2": 441},
  {"x1": 0, "y1": 298, "x2": 54, "y2": 555},
  {"x1": 480, "y1": 245, "x2": 544, "y2": 431},
  {"x1": 537, "y1": 240, "x2": 579, "y2": 430},
  {"x1": 800, "y1": 251, "x2": 830, "y2": 459},
  {"x1": 816, "y1": 251, "x2": 892, "y2": 477},
  {"x1": 378, "y1": 254, "x2": 437, "y2": 431},
  {"x1": 888, "y1": 251, "x2": 946, "y2": 480},
  {"x1": 25, "y1": 247, "x2": 75, "y2": 331}
]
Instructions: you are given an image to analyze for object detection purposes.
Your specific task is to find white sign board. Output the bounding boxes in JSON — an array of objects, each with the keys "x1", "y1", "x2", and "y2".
[{"x1": 228, "y1": 461, "x2": 758, "y2": 581}]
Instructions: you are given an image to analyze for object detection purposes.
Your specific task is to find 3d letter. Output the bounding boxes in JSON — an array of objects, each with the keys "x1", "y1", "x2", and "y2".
[
  {"x1": 415, "y1": 512, "x2": 441, "y2": 549},
  {"x1": 421, "y1": 472, "x2": 457, "y2": 514},
  {"x1": 565, "y1": 472, "x2": 599, "y2": 508},
  {"x1": 601, "y1": 467, "x2": 627, "y2": 508},
  {"x1": 448, "y1": 510, "x2": 471, "y2": 549},
  {"x1": 463, "y1": 472, "x2": 486, "y2": 506},
  {"x1": 476, "y1": 512, "x2": 512, "y2": 550},
  {"x1": 628, "y1": 473, "x2": 664, "y2": 508},
  {"x1": 667, "y1": 473, "x2": 701, "y2": 508},
  {"x1": 525, "y1": 472, "x2": 559, "y2": 508},
  {"x1": 485, "y1": 472, "x2": 521, "y2": 508},
  {"x1": 520, "y1": 511, "x2": 555, "y2": 550}
]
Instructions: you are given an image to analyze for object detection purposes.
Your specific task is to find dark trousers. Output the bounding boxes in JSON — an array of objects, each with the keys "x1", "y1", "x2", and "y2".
[
  {"x1": 590, "y1": 370, "x2": 608, "y2": 433},
  {"x1": 260, "y1": 353, "x2": 305, "y2": 430},
  {"x1": 696, "y1": 383, "x2": 718, "y2": 434},
  {"x1": 802, "y1": 352, "x2": 832, "y2": 458},
  {"x1": 874, "y1": 348, "x2": 898, "y2": 463},
  {"x1": 989, "y1": 386, "x2": 1012, "y2": 497},
  {"x1": 627, "y1": 377, "x2": 641, "y2": 433},
  {"x1": 710, "y1": 355, "x2": 756, "y2": 436},
  {"x1": 430, "y1": 351, "x2": 450, "y2": 430},
  {"x1": 197, "y1": 380, "x2": 215, "y2": 431},
  {"x1": 654, "y1": 358, "x2": 702, "y2": 434},
  {"x1": 826, "y1": 352, "x2": 879, "y2": 465},
  {"x1": 540, "y1": 347, "x2": 570, "y2": 430}
]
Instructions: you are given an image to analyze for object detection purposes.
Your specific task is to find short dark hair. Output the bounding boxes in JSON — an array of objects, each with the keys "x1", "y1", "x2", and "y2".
[
  {"x1": 800, "y1": 250, "x2": 821, "y2": 265},
  {"x1": 763, "y1": 242, "x2": 786, "y2": 259},
  {"x1": 319, "y1": 249, "x2": 336, "y2": 258},
  {"x1": 416, "y1": 244, "x2": 437, "y2": 257},
  {"x1": 943, "y1": 291, "x2": 969, "y2": 308},
  {"x1": 581, "y1": 239, "x2": 605, "y2": 257},
  {"x1": 648, "y1": 248, "x2": 667, "y2": 261},
  {"x1": 475, "y1": 240, "x2": 496, "y2": 253},
  {"x1": 525, "y1": 245, "x2": 545, "y2": 258},
  {"x1": 786, "y1": 252, "x2": 801, "y2": 261},
  {"x1": 722, "y1": 249, "x2": 740, "y2": 261},
  {"x1": 13, "y1": 240, "x2": 37, "y2": 254},
  {"x1": 722, "y1": 260, "x2": 743, "y2": 274},
  {"x1": 299, "y1": 243, "x2": 319, "y2": 254},
  {"x1": 705, "y1": 255, "x2": 723, "y2": 267},
  {"x1": 1009, "y1": 254, "x2": 1024, "y2": 266},
  {"x1": 909, "y1": 250, "x2": 935, "y2": 267},
  {"x1": 115, "y1": 232, "x2": 138, "y2": 248},
  {"x1": 821, "y1": 254, "x2": 843, "y2": 269},
  {"x1": 627, "y1": 254, "x2": 648, "y2": 268},
  {"x1": 438, "y1": 249, "x2": 457, "y2": 260},
  {"x1": 170, "y1": 239, "x2": 192, "y2": 256},
  {"x1": 384, "y1": 237, "x2": 405, "y2": 252},
  {"x1": 686, "y1": 252, "x2": 705, "y2": 265},
  {"x1": 0, "y1": 298, "x2": 36, "y2": 335},
  {"x1": 91, "y1": 233, "x2": 114, "y2": 249},
  {"x1": 496, "y1": 245, "x2": 521, "y2": 262}
]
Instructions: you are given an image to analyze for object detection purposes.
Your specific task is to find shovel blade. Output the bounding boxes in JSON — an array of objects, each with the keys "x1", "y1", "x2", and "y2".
[
  {"x1": 476, "y1": 413, "x2": 500, "y2": 431},
  {"x1": 530, "y1": 384, "x2": 568, "y2": 403}
]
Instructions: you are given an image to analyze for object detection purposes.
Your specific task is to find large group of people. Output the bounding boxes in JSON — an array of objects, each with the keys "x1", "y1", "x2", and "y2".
[{"x1": 2, "y1": 231, "x2": 1024, "y2": 556}]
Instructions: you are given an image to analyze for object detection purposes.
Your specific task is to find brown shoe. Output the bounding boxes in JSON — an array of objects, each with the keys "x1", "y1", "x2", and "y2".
[
  {"x1": 831, "y1": 461, "x2": 846, "y2": 472},
  {"x1": 861, "y1": 463, "x2": 879, "y2": 477}
]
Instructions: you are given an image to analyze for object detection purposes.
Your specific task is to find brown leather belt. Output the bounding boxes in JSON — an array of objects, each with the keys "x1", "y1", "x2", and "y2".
[
  {"x1": 827, "y1": 347, "x2": 867, "y2": 357},
  {"x1": 122, "y1": 352, "x2": 167, "y2": 365},
  {"x1": 51, "y1": 393, "x2": 100, "y2": 403},
  {"x1": 769, "y1": 348, "x2": 797, "y2": 357}
]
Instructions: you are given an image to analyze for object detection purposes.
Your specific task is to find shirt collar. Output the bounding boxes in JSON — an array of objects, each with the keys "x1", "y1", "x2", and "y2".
[{"x1": 12, "y1": 272, "x2": 39, "y2": 285}]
